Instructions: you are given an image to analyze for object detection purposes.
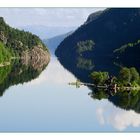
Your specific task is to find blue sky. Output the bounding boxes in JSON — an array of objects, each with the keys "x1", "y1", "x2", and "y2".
[{"x1": 0, "y1": 8, "x2": 105, "y2": 27}]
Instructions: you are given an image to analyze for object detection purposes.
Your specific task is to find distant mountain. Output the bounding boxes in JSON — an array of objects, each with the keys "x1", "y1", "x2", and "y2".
[
  {"x1": 19, "y1": 25, "x2": 76, "y2": 39},
  {"x1": 43, "y1": 31, "x2": 73, "y2": 54},
  {"x1": 56, "y1": 8, "x2": 140, "y2": 71}
]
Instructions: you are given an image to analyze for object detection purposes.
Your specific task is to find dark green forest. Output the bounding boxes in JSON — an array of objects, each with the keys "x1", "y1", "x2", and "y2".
[{"x1": 91, "y1": 67, "x2": 140, "y2": 87}]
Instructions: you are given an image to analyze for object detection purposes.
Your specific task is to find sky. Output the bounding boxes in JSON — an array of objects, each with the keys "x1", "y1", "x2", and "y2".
[{"x1": 0, "y1": 8, "x2": 105, "y2": 28}]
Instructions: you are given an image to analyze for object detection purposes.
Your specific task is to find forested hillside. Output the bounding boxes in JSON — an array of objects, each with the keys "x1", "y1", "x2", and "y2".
[
  {"x1": 56, "y1": 8, "x2": 140, "y2": 69},
  {"x1": 0, "y1": 17, "x2": 49, "y2": 64}
]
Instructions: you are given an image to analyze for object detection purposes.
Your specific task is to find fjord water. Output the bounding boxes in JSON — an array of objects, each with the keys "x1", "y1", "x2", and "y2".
[
  {"x1": 0, "y1": 57, "x2": 139, "y2": 132},
  {"x1": 0, "y1": 54, "x2": 140, "y2": 132}
]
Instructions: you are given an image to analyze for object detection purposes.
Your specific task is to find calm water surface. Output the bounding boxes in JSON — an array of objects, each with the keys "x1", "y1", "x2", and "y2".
[{"x1": 0, "y1": 56, "x2": 140, "y2": 132}]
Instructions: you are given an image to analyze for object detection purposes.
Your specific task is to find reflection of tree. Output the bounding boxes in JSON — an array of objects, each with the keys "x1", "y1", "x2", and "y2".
[
  {"x1": 56, "y1": 37, "x2": 140, "y2": 113},
  {"x1": 0, "y1": 65, "x2": 11, "y2": 85},
  {"x1": 0, "y1": 59, "x2": 49, "y2": 97},
  {"x1": 89, "y1": 88, "x2": 140, "y2": 113},
  {"x1": 58, "y1": 46, "x2": 140, "y2": 113},
  {"x1": 76, "y1": 56, "x2": 94, "y2": 70},
  {"x1": 89, "y1": 89, "x2": 109, "y2": 100}
]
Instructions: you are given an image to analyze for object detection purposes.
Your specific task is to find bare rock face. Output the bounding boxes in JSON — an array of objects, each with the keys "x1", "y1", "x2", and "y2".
[
  {"x1": 21, "y1": 45, "x2": 50, "y2": 71},
  {"x1": 0, "y1": 31, "x2": 7, "y2": 44}
]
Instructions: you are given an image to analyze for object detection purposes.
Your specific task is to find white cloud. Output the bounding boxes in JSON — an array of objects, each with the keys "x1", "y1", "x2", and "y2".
[
  {"x1": 0, "y1": 8, "x2": 105, "y2": 27},
  {"x1": 96, "y1": 102, "x2": 140, "y2": 131},
  {"x1": 109, "y1": 110, "x2": 140, "y2": 131}
]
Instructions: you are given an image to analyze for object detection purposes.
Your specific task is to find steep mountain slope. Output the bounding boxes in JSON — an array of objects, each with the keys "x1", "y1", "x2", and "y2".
[{"x1": 55, "y1": 8, "x2": 140, "y2": 69}]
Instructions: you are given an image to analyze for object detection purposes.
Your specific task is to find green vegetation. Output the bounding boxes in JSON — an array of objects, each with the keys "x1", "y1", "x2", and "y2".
[
  {"x1": 89, "y1": 68, "x2": 140, "y2": 113},
  {"x1": 90, "y1": 71, "x2": 109, "y2": 85},
  {"x1": 0, "y1": 64, "x2": 11, "y2": 84},
  {"x1": 118, "y1": 67, "x2": 131, "y2": 84},
  {"x1": 76, "y1": 57, "x2": 94, "y2": 70},
  {"x1": 90, "y1": 88, "x2": 140, "y2": 113},
  {"x1": 118, "y1": 67, "x2": 140, "y2": 85},
  {"x1": 114, "y1": 39, "x2": 140, "y2": 53},
  {"x1": 90, "y1": 67, "x2": 140, "y2": 87},
  {"x1": 130, "y1": 67, "x2": 140, "y2": 83},
  {"x1": 90, "y1": 89, "x2": 109, "y2": 100},
  {"x1": 0, "y1": 42, "x2": 11, "y2": 63},
  {"x1": 75, "y1": 40, "x2": 95, "y2": 70},
  {"x1": 76, "y1": 40, "x2": 95, "y2": 55},
  {"x1": 0, "y1": 17, "x2": 49, "y2": 65}
]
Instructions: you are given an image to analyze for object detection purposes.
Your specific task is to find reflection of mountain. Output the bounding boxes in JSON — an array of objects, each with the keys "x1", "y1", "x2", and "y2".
[
  {"x1": 55, "y1": 8, "x2": 140, "y2": 114},
  {"x1": 0, "y1": 57, "x2": 49, "y2": 97},
  {"x1": 57, "y1": 53, "x2": 120, "y2": 84},
  {"x1": 57, "y1": 53, "x2": 140, "y2": 113},
  {"x1": 57, "y1": 50, "x2": 140, "y2": 113}
]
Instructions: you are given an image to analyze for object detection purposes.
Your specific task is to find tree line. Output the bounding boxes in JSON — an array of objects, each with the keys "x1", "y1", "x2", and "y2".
[{"x1": 90, "y1": 67, "x2": 140, "y2": 87}]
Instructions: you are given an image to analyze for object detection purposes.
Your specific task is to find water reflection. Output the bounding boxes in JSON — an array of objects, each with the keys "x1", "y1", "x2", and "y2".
[
  {"x1": 95, "y1": 101, "x2": 140, "y2": 131},
  {"x1": 56, "y1": 51, "x2": 140, "y2": 114},
  {"x1": 0, "y1": 58, "x2": 49, "y2": 97},
  {"x1": 89, "y1": 88, "x2": 140, "y2": 113},
  {"x1": 27, "y1": 57, "x2": 76, "y2": 86},
  {"x1": 1, "y1": 54, "x2": 140, "y2": 131}
]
